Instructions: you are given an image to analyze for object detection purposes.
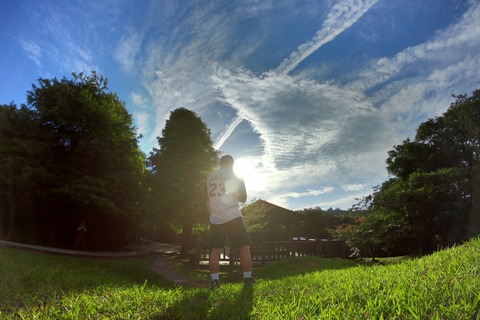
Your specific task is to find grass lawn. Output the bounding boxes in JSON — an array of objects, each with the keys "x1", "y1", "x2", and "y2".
[{"x1": 1, "y1": 237, "x2": 479, "y2": 319}]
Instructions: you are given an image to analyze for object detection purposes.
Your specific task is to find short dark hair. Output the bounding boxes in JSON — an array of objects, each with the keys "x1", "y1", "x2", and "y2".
[{"x1": 219, "y1": 155, "x2": 234, "y2": 168}]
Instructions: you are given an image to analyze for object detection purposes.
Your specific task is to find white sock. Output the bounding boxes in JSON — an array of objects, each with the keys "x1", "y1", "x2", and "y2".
[
  {"x1": 211, "y1": 273, "x2": 219, "y2": 280},
  {"x1": 243, "y1": 271, "x2": 252, "y2": 278}
]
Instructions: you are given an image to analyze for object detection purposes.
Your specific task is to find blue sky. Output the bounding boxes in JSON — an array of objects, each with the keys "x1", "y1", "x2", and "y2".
[{"x1": 1, "y1": 0, "x2": 479, "y2": 210}]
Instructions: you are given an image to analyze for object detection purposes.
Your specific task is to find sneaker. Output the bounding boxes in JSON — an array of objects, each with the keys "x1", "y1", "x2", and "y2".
[
  {"x1": 243, "y1": 277, "x2": 255, "y2": 286},
  {"x1": 211, "y1": 279, "x2": 221, "y2": 291}
]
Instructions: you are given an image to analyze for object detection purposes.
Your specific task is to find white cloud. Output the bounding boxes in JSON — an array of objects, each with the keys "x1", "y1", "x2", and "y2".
[
  {"x1": 18, "y1": 38, "x2": 42, "y2": 67},
  {"x1": 342, "y1": 184, "x2": 366, "y2": 192},
  {"x1": 284, "y1": 187, "x2": 336, "y2": 199},
  {"x1": 135, "y1": 112, "x2": 151, "y2": 135},
  {"x1": 212, "y1": 68, "x2": 394, "y2": 187},
  {"x1": 132, "y1": 92, "x2": 153, "y2": 138},
  {"x1": 307, "y1": 192, "x2": 367, "y2": 210},
  {"x1": 131, "y1": 92, "x2": 149, "y2": 108},
  {"x1": 115, "y1": 32, "x2": 142, "y2": 72}
]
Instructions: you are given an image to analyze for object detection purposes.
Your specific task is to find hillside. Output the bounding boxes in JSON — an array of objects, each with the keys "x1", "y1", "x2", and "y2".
[{"x1": 1, "y1": 237, "x2": 479, "y2": 319}]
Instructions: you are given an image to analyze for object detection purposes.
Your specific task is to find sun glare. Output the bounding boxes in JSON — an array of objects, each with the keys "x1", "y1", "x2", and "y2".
[{"x1": 234, "y1": 157, "x2": 266, "y2": 192}]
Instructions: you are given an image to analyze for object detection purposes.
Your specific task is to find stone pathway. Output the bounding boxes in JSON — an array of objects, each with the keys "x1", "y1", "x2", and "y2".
[{"x1": 149, "y1": 254, "x2": 209, "y2": 288}]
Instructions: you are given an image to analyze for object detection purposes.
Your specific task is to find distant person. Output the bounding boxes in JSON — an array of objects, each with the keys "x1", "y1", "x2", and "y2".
[
  {"x1": 75, "y1": 220, "x2": 88, "y2": 250},
  {"x1": 203, "y1": 155, "x2": 254, "y2": 290}
]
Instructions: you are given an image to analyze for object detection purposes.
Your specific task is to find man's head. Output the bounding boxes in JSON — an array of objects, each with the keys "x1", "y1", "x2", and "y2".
[{"x1": 219, "y1": 155, "x2": 234, "y2": 169}]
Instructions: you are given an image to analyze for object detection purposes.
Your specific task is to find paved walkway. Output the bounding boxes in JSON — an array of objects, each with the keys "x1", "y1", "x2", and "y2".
[{"x1": 0, "y1": 239, "x2": 178, "y2": 258}]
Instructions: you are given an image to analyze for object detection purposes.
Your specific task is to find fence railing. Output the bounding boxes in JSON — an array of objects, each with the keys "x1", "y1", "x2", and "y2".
[{"x1": 191, "y1": 237, "x2": 348, "y2": 266}]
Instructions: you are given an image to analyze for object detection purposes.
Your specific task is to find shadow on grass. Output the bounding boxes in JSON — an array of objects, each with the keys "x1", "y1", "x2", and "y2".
[
  {"x1": 152, "y1": 283, "x2": 255, "y2": 319},
  {"x1": 254, "y1": 256, "x2": 357, "y2": 280},
  {"x1": 171, "y1": 255, "x2": 248, "y2": 283},
  {"x1": 171, "y1": 255, "x2": 358, "y2": 283}
]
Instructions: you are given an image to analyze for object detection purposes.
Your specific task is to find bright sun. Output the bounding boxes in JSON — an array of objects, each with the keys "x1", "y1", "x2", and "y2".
[{"x1": 233, "y1": 157, "x2": 266, "y2": 192}]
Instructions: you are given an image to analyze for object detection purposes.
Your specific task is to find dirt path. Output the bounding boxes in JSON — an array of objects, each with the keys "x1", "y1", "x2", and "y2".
[{"x1": 149, "y1": 254, "x2": 209, "y2": 288}]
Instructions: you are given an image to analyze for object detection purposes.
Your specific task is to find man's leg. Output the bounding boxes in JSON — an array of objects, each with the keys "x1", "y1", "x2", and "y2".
[
  {"x1": 209, "y1": 248, "x2": 222, "y2": 290},
  {"x1": 239, "y1": 244, "x2": 255, "y2": 285},
  {"x1": 239, "y1": 244, "x2": 252, "y2": 273},
  {"x1": 209, "y1": 248, "x2": 222, "y2": 274},
  {"x1": 229, "y1": 217, "x2": 255, "y2": 284}
]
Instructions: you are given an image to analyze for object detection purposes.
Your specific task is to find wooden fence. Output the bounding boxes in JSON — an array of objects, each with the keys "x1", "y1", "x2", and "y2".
[{"x1": 191, "y1": 237, "x2": 348, "y2": 266}]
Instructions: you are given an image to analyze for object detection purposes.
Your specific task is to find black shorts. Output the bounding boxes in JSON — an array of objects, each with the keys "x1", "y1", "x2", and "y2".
[{"x1": 210, "y1": 217, "x2": 250, "y2": 249}]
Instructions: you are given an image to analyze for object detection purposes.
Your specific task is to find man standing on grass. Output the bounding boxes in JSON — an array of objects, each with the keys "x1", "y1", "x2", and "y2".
[{"x1": 204, "y1": 155, "x2": 255, "y2": 291}]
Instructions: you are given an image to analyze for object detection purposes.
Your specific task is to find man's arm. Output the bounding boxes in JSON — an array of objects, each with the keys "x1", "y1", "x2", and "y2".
[{"x1": 237, "y1": 179, "x2": 247, "y2": 203}]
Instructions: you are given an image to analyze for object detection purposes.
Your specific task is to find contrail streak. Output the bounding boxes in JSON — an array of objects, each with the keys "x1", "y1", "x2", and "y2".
[
  {"x1": 275, "y1": 0, "x2": 380, "y2": 75},
  {"x1": 214, "y1": 115, "x2": 244, "y2": 150}
]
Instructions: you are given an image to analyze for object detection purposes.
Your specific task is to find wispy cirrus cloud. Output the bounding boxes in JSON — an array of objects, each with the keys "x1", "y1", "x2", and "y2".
[
  {"x1": 213, "y1": 68, "x2": 390, "y2": 165},
  {"x1": 342, "y1": 184, "x2": 366, "y2": 192},
  {"x1": 284, "y1": 187, "x2": 336, "y2": 199},
  {"x1": 212, "y1": 67, "x2": 393, "y2": 205},
  {"x1": 115, "y1": 31, "x2": 142, "y2": 73},
  {"x1": 348, "y1": 1, "x2": 480, "y2": 94},
  {"x1": 208, "y1": 0, "x2": 480, "y2": 208},
  {"x1": 212, "y1": 0, "x2": 382, "y2": 150},
  {"x1": 18, "y1": 38, "x2": 42, "y2": 67},
  {"x1": 16, "y1": 2, "x2": 99, "y2": 74}
]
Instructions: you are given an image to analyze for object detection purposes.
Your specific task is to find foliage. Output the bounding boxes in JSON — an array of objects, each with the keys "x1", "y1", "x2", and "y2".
[
  {"x1": 27, "y1": 72, "x2": 145, "y2": 212},
  {"x1": 1, "y1": 237, "x2": 480, "y2": 319},
  {"x1": 332, "y1": 210, "x2": 407, "y2": 259},
  {"x1": 0, "y1": 72, "x2": 147, "y2": 248},
  {"x1": 240, "y1": 200, "x2": 356, "y2": 241},
  {"x1": 147, "y1": 108, "x2": 219, "y2": 255},
  {"x1": 239, "y1": 200, "x2": 355, "y2": 241},
  {"x1": 297, "y1": 206, "x2": 356, "y2": 239},
  {"x1": 336, "y1": 88, "x2": 480, "y2": 257},
  {"x1": 241, "y1": 198, "x2": 269, "y2": 233}
]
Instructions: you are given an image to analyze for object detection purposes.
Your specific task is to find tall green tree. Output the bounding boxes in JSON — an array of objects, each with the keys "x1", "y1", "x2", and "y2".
[
  {"x1": 147, "y1": 108, "x2": 219, "y2": 256},
  {"x1": 386, "y1": 89, "x2": 480, "y2": 243},
  {"x1": 416, "y1": 89, "x2": 480, "y2": 237},
  {"x1": 372, "y1": 169, "x2": 469, "y2": 253},
  {"x1": 18, "y1": 72, "x2": 146, "y2": 248},
  {"x1": 336, "y1": 88, "x2": 480, "y2": 256}
]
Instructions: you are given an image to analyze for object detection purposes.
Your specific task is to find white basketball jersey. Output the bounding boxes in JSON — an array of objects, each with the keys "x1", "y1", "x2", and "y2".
[{"x1": 205, "y1": 168, "x2": 245, "y2": 224}]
